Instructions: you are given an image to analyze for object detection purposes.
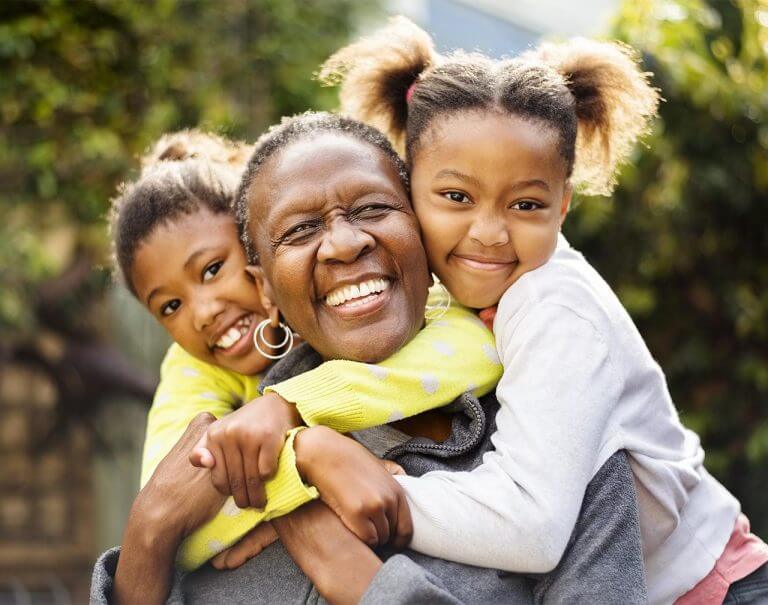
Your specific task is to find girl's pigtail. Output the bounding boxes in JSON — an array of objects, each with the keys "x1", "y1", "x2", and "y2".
[
  {"x1": 318, "y1": 16, "x2": 438, "y2": 155},
  {"x1": 140, "y1": 129, "x2": 252, "y2": 172},
  {"x1": 535, "y1": 39, "x2": 660, "y2": 196}
]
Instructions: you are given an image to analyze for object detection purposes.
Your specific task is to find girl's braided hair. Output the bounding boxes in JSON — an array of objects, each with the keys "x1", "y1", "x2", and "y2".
[
  {"x1": 109, "y1": 130, "x2": 251, "y2": 294},
  {"x1": 318, "y1": 16, "x2": 660, "y2": 196},
  {"x1": 234, "y1": 111, "x2": 409, "y2": 264}
]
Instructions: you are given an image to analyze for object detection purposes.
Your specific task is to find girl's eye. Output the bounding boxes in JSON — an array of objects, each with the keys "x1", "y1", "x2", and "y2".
[
  {"x1": 203, "y1": 261, "x2": 223, "y2": 281},
  {"x1": 160, "y1": 299, "x2": 181, "y2": 317},
  {"x1": 444, "y1": 191, "x2": 470, "y2": 204},
  {"x1": 511, "y1": 200, "x2": 541, "y2": 211}
]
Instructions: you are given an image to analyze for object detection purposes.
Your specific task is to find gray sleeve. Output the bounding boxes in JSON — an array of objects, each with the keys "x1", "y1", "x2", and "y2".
[
  {"x1": 90, "y1": 547, "x2": 120, "y2": 605},
  {"x1": 89, "y1": 546, "x2": 185, "y2": 605},
  {"x1": 531, "y1": 450, "x2": 648, "y2": 605},
  {"x1": 360, "y1": 554, "x2": 464, "y2": 605}
]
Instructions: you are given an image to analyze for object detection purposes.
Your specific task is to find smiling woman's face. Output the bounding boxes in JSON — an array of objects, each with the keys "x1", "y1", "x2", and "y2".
[{"x1": 245, "y1": 133, "x2": 431, "y2": 362}]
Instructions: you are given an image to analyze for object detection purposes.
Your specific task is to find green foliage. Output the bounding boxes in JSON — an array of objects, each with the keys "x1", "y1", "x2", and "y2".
[
  {"x1": 0, "y1": 0, "x2": 377, "y2": 338},
  {"x1": 565, "y1": 0, "x2": 768, "y2": 532}
]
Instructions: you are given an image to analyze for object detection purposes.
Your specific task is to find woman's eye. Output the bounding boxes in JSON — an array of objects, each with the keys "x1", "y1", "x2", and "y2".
[
  {"x1": 444, "y1": 191, "x2": 470, "y2": 204},
  {"x1": 511, "y1": 200, "x2": 541, "y2": 211},
  {"x1": 283, "y1": 222, "x2": 317, "y2": 242},
  {"x1": 160, "y1": 299, "x2": 181, "y2": 317},
  {"x1": 203, "y1": 261, "x2": 223, "y2": 281},
  {"x1": 354, "y1": 204, "x2": 390, "y2": 218}
]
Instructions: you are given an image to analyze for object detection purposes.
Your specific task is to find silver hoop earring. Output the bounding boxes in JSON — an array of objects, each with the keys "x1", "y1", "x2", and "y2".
[
  {"x1": 253, "y1": 319, "x2": 294, "y2": 360},
  {"x1": 425, "y1": 281, "x2": 451, "y2": 321}
]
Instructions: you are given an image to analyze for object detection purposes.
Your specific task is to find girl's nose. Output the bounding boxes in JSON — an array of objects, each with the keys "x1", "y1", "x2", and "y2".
[
  {"x1": 192, "y1": 296, "x2": 226, "y2": 332},
  {"x1": 468, "y1": 213, "x2": 511, "y2": 247},
  {"x1": 317, "y1": 219, "x2": 376, "y2": 264}
]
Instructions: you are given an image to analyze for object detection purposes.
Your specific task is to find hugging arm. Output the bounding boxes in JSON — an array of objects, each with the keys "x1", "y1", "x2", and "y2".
[
  {"x1": 111, "y1": 414, "x2": 225, "y2": 605},
  {"x1": 266, "y1": 292, "x2": 502, "y2": 432},
  {"x1": 395, "y1": 305, "x2": 627, "y2": 571}
]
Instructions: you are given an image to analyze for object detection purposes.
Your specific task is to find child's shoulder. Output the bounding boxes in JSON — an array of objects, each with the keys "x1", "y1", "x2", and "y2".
[
  {"x1": 498, "y1": 236, "x2": 618, "y2": 332},
  {"x1": 158, "y1": 344, "x2": 263, "y2": 403}
]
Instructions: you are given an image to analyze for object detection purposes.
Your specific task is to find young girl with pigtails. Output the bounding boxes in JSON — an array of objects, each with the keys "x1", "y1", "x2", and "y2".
[{"x1": 318, "y1": 16, "x2": 768, "y2": 604}]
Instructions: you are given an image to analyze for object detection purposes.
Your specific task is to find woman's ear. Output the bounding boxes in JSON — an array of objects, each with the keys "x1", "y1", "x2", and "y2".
[
  {"x1": 559, "y1": 183, "x2": 573, "y2": 226},
  {"x1": 245, "y1": 265, "x2": 278, "y2": 324}
]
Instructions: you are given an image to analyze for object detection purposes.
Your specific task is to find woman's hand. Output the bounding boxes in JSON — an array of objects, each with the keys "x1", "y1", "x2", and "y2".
[
  {"x1": 273, "y1": 500, "x2": 383, "y2": 605},
  {"x1": 210, "y1": 522, "x2": 279, "y2": 570},
  {"x1": 294, "y1": 426, "x2": 413, "y2": 548},
  {"x1": 114, "y1": 413, "x2": 225, "y2": 605},
  {"x1": 209, "y1": 458, "x2": 405, "y2": 572},
  {"x1": 189, "y1": 392, "x2": 302, "y2": 509}
]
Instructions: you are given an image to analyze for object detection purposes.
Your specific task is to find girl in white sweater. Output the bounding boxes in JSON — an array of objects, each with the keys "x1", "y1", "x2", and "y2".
[{"x1": 321, "y1": 17, "x2": 768, "y2": 604}]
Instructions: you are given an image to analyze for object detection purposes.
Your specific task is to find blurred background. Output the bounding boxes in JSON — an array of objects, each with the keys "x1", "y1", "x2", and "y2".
[{"x1": 1, "y1": 0, "x2": 766, "y2": 601}]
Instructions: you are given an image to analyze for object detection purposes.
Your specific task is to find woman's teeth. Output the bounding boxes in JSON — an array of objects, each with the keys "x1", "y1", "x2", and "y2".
[
  {"x1": 215, "y1": 316, "x2": 252, "y2": 350},
  {"x1": 326, "y1": 278, "x2": 390, "y2": 307}
]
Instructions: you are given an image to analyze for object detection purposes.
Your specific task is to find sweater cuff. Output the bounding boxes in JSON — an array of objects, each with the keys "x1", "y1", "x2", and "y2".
[
  {"x1": 263, "y1": 426, "x2": 319, "y2": 516},
  {"x1": 265, "y1": 363, "x2": 366, "y2": 432}
]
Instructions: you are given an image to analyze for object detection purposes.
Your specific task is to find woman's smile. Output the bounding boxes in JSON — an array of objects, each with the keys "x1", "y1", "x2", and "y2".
[{"x1": 323, "y1": 276, "x2": 392, "y2": 318}]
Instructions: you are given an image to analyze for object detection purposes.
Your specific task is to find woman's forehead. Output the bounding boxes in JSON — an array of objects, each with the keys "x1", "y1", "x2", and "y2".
[{"x1": 250, "y1": 134, "x2": 405, "y2": 224}]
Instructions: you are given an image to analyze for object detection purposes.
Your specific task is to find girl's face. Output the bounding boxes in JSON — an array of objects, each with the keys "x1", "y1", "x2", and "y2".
[
  {"x1": 131, "y1": 208, "x2": 273, "y2": 375},
  {"x1": 410, "y1": 111, "x2": 572, "y2": 309}
]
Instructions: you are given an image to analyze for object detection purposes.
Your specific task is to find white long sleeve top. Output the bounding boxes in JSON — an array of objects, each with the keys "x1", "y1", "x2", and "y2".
[{"x1": 396, "y1": 234, "x2": 739, "y2": 605}]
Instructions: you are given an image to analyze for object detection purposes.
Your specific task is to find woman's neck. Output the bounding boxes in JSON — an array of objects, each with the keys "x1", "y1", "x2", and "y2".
[{"x1": 391, "y1": 410, "x2": 452, "y2": 442}]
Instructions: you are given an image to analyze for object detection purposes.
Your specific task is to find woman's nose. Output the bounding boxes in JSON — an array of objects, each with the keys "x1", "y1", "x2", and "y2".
[
  {"x1": 468, "y1": 213, "x2": 510, "y2": 247},
  {"x1": 317, "y1": 219, "x2": 375, "y2": 264},
  {"x1": 192, "y1": 296, "x2": 226, "y2": 332}
]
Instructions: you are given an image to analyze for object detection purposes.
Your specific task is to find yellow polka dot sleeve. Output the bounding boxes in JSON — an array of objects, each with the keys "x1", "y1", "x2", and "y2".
[
  {"x1": 140, "y1": 345, "x2": 318, "y2": 571},
  {"x1": 266, "y1": 287, "x2": 502, "y2": 432},
  {"x1": 176, "y1": 427, "x2": 317, "y2": 571}
]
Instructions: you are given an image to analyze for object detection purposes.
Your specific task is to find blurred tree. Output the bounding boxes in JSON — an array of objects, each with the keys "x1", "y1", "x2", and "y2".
[
  {"x1": 565, "y1": 0, "x2": 768, "y2": 533},
  {"x1": 0, "y1": 0, "x2": 378, "y2": 442}
]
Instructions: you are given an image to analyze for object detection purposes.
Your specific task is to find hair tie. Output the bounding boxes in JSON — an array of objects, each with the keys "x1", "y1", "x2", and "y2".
[{"x1": 406, "y1": 81, "x2": 417, "y2": 103}]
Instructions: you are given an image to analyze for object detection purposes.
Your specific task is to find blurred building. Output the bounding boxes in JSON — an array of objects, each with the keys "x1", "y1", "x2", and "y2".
[{"x1": 390, "y1": 0, "x2": 619, "y2": 55}]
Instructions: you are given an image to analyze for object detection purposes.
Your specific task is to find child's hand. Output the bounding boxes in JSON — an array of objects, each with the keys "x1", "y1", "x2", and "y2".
[
  {"x1": 210, "y1": 522, "x2": 278, "y2": 570},
  {"x1": 189, "y1": 393, "x2": 302, "y2": 509},
  {"x1": 294, "y1": 426, "x2": 413, "y2": 549}
]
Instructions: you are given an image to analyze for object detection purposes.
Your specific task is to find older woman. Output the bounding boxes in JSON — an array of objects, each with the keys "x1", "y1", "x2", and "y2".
[{"x1": 92, "y1": 114, "x2": 646, "y2": 604}]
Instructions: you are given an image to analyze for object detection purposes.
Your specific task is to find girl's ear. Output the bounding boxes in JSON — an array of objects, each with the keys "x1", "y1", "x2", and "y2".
[
  {"x1": 559, "y1": 183, "x2": 573, "y2": 226},
  {"x1": 245, "y1": 265, "x2": 278, "y2": 323}
]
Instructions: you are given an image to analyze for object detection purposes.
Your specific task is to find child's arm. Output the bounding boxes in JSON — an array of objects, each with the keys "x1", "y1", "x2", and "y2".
[
  {"x1": 142, "y1": 345, "x2": 318, "y2": 572},
  {"x1": 393, "y1": 303, "x2": 621, "y2": 573},
  {"x1": 265, "y1": 289, "x2": 503, "y2": 432}
]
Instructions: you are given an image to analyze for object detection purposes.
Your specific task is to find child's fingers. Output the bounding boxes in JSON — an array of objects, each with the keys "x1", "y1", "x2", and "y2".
[
  {"x1": 190, "y1": 446, "x2": 215, "y2": 468},
  {"x1": 243, "y1": 446, "x2": 266, "y2": 509},
  {"x1": 223, "y1": 441, "x2": 248, "y2": 509},
  {"x1": 189, "y1": 433, "x2": 212, "y2": 467},
  {"x1": 207, "y1": 441, "x2": 231, "y2": 496},
  {"x1": 381, "y1": 460, "x2": 406, "y2": 476},
  {"x1": 392, "y1": 490, "x2": 413, "y2": 550},
  {"x1": 257, "y1": 437, "x2": 282, "y2": 480}
]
